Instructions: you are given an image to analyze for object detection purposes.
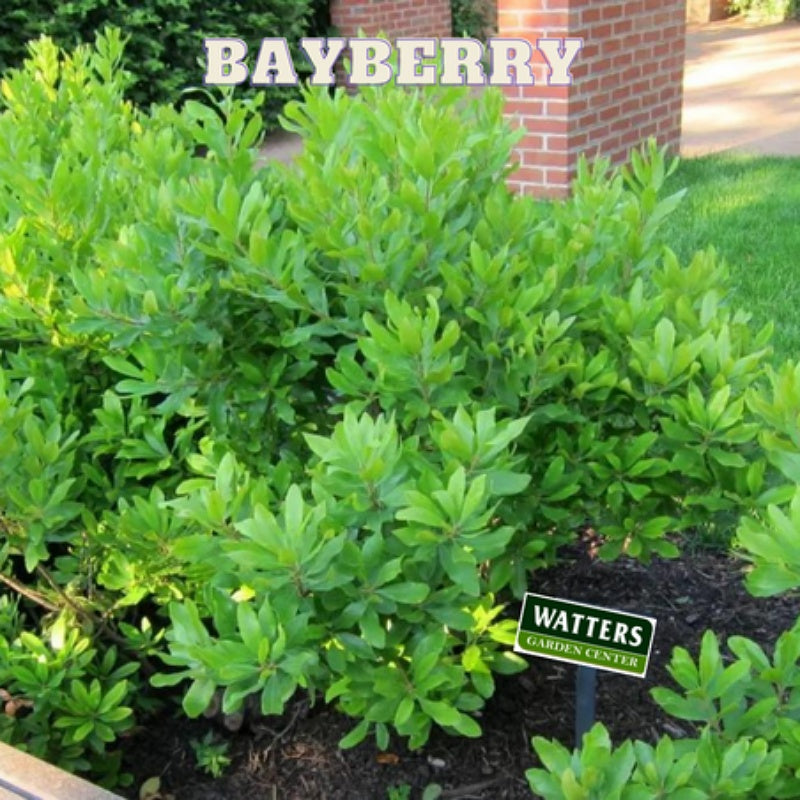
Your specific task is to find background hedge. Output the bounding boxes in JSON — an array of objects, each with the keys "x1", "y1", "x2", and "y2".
[{"x1": 0, "y1": 0, "x2": 331, "y2": 128}]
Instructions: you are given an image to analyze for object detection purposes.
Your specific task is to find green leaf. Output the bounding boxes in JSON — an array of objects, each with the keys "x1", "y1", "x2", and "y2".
[
  {"x1": 419, "y1": 699, "x2": 461, "y2": 727},
  {"x1": 340, "y1": 719, "x2": 370, "y2": 749},
  {"x1": 101, "y1": 706, "x2": 133, "y2": 724},
  {"x1": 183, "y1": 678, "x2": 216, "y2": 718},
  {"x1": 375, "y1": 721, "x2": 390, "y2": 750},
  {"x1": 708, "y1": 448, "x2": 746, "y2": 468},
  {"x1": 237, "y1": 602, "x2": 263, "y2": 654},
  {"x1": 422, "y1": 784, "x2": 443, "y2": 800},
  {"x1": 360, "y1": 610, "x2": 386, "y2": 649},
  {"x1": 525, "y1": 769, "x2": 562, "y2": 797},
  {"x1": 378, "y1": 582, "x2": 430, "y2": 604},
  {"x1": 532, "y1": 736, "x2": 572, "y2": 775},
  {"x1": 461, "y1": 644, "x2": 485, "y2": 673},
  {"x1": 486, "y1": 470, "x2": 531, "y2": 496},
  {"x1": 727, "y1": 636, "x2": 769, "y2": 671},
  {"x1": 395, "y1": 696, "x2": 414, "y2": 726},
  {"x1": 97, "y1": 680, "x2": 129, "y2": 715},
  {"x1": 261, "y1": 672, "x2": 295, "y2": 716},
  {"x1": 439, "y1": 545, "x2": 479, "y2": 595},
  {"x1": 102, "y1": 355, "x2": 144, "y2": 379},
  {"x1": 73, "y1": 721, "x2": 95, "y2": 743},
  {"x1": 449, "y1": 712, "x2": 481, "y2": 738},
  {"x1": 712, "y1": 658, "x2": 750, "y2": 699}
]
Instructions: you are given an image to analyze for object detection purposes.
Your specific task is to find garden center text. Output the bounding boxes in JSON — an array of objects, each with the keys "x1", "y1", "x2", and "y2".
[{"x1": 203, "y1": 37, "x2": 584, "y2": 87}]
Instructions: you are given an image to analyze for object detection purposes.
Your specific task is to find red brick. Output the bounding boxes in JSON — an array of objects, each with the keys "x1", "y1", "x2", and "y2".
[
  {"x1": 546, "y1": 133, "x2": 569, "y2": 150},
  {"x1": 612, "y1": 85, "x2": 633, "y2": 101},
  {"x1": 517, "y1": 10, "x2": 570, "y2": 28},
  {"x1": 545, "y1": 167, "x2": 571, "y2": 184},
  {"x1": 622, "y1": 65, "x2": 643, "y2": 81},
  {"x1": 503, "y1": 99, "x2": 546, "y2": 116},
  {"x1": 509, "y1": 165, "x2": 546, "y2": 184},
  {"x1": 592, "y1": 57, "x2": 613, "y2": 73},
  {"x1": 545, "y1": 99, "x2": 569, "y2": 116},
  {"x1": 612, "y1": 51, "x2": 635, "y2": 69},
  {"x1": 600, "y1": 73, "x2": 620, "y2": 89},
  {"x1": 520, "y1": 117, "x2": 570, "y2": 133},
  {"x1": 575, "y1": 111, "x2": 599, "y2": 127},
  {"x1": 536, "y1": 151, "x2": 570, "y2": 170},
  {"x1": 520, "y1": 134, "x2": 546, "y2": 150}
]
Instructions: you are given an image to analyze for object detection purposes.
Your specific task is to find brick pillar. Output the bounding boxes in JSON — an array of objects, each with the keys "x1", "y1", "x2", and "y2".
[
  {"x1": 330, "y1": 0, "x2": 452, "y2": 38},
  {"x1": 500, "y1": 0, "x2": 686, "y2": 198},
  {"x1": 686, "y1": 0, "x2": 728, "y2": 24}
]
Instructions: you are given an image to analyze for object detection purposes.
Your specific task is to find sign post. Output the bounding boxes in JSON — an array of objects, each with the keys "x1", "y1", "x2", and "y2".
[
  {"x1": 574, "y1": 665, "x2": 597, "y2": 748},
  {"x1": 514, "y1": 593, "x2": 657, "y2": 747}
]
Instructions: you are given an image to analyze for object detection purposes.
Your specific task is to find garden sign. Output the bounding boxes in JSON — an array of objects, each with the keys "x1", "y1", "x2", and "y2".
[
  {"x1": 514, "y1": 593, "x2": 657, "y2": 745},
  {"x1": 515, "y1": 593, "x2": 656, "y2": 678}
]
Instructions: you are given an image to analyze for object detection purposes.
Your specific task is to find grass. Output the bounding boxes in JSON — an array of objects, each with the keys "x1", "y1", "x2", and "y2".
[{"x1": 660, "y1": 153, "x2": 800, "y2": 365}]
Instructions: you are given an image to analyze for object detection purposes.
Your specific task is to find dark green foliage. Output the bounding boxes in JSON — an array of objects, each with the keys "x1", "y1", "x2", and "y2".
[
  {"x1": 728, "y1": 0, "x2": 799, "y2": 19},
  {"x1": 0, "y1": 0, "x2": 329, "y2": 126},
  {"x1": 451, "y1": 0, "x2": 496, "y2": 38}
]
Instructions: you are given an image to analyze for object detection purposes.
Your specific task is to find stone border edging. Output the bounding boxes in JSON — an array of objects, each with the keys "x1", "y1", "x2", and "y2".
[{"x1": 0, "y1": 742, "x2": 123, "y2": 800}]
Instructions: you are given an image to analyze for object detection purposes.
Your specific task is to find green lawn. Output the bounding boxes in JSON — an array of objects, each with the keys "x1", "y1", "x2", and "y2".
[{"x1": 660, "y1": 154, "x2": 800, "y2": 365}]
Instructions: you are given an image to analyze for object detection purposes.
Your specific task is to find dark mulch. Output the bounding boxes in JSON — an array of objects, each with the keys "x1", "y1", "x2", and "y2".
[{"x1": 119, "y1": 544, "x2": 800, "y2": 800}]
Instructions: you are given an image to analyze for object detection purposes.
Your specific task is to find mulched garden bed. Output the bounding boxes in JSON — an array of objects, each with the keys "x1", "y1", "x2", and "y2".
[{"x1": 119, "y1": 543, "x2": 800, "y2": 799}]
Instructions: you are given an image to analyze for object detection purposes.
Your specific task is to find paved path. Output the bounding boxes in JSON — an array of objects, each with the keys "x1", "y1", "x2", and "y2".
[
  {"x1": 259, "y1": 19, "x2": 800, "y2": 164},
  {"x1": 259, "y1": 128, "x2": 303, "y2": 165},
  {"x1": 681, "y1": 18, "x2": 800, "y2": 156}
]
